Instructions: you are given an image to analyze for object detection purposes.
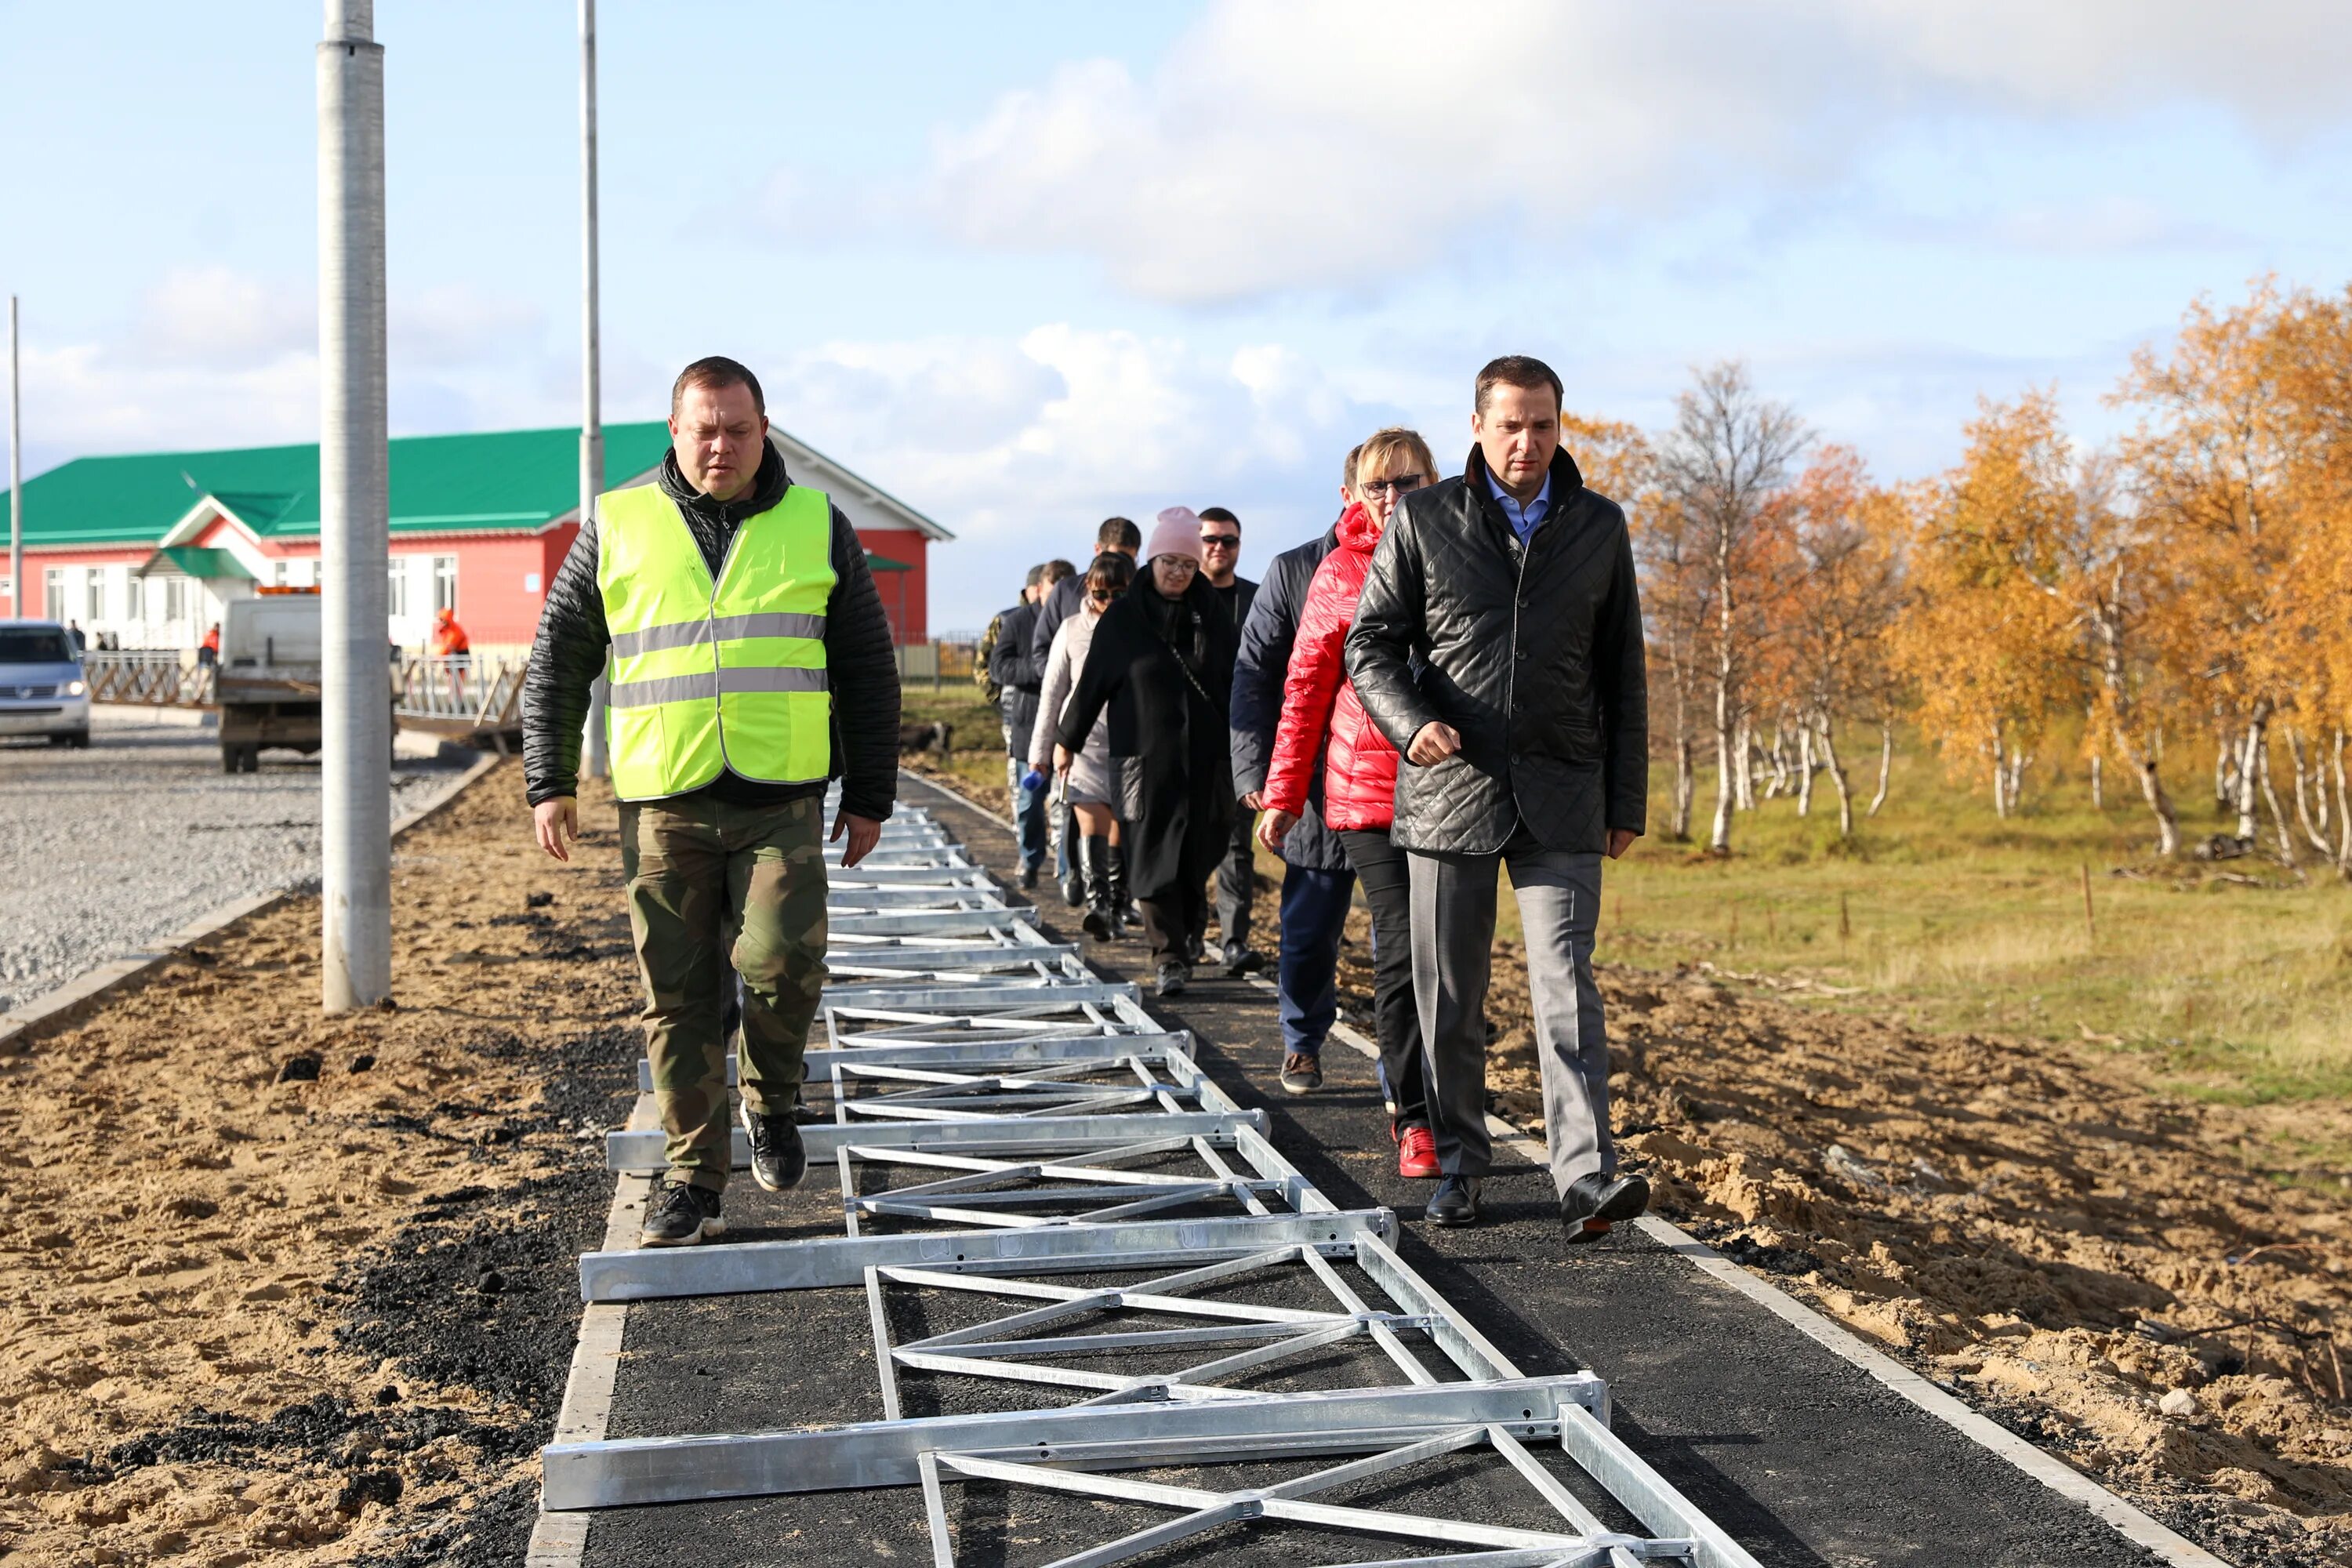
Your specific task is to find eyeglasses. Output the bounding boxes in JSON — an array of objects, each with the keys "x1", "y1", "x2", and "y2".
[
  {"x1": 1199, "y1": 533, "x2": 1240, "y2": 549},
  {"x1": 1157, "y1": 555, "x2": 1200, "y2": 573},
  {"x1": 1358, "y1": 474, "x2": 1425, "y2": 497}
]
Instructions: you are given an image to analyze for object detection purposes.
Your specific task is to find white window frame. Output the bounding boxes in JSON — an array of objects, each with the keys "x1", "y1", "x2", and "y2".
[
  {"x1": 431, "y1": 555, "x2": 458, "y2": 615},
  {"x1": 86, "y1": 568, "x2": 106, "y2": 624},
  {"x1": 387, "y1": 560, "x2": 408, "y2": 619}
]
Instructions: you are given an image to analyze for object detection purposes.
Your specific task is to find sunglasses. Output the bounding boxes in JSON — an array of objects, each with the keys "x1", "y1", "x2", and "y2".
[
  {"x1": 1089, "y1": 587, "x2": 1127, "y2": 605},
  {"x1": 1199, "y1": 533, "x2": 1240, "y2": 548},
  {"x1": 1358, "y1": 474, "x2": 1425, "y2": 497}
]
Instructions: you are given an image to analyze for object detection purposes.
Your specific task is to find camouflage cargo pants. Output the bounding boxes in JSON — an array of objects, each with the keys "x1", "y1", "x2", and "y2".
[{"x1": 619, "y1": 793, "x2": 829, "y2": 1192}]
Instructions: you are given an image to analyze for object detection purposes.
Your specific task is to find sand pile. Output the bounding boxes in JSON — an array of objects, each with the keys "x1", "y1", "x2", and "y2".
[
  {"x1": 1472, "y1": 952, "x2": 2352, "y2": 1567},
  {"x1": 0, "y1": 765, "x2": 638, "y2": 1567}
]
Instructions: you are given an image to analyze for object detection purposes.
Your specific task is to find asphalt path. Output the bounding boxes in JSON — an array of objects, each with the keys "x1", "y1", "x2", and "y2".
[{"x1": 583, "y1": 776, "x2": 2165, "y2": 1568}]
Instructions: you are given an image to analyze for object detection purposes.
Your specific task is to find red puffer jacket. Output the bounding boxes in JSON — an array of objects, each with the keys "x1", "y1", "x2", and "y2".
[{"x1": 1263, "y1": 502, "x2": 1399, "y2": 831}]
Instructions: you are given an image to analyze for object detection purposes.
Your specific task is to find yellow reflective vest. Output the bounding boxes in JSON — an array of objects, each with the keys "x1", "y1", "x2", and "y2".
[{"x1": 596, "y1": 481, "x2": 836, "y2": 801}]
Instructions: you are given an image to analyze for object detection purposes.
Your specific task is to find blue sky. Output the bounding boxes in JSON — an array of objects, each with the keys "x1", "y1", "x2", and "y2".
[{"x1": 4, "y1": 1, "x2": 2349, "y2": 631}]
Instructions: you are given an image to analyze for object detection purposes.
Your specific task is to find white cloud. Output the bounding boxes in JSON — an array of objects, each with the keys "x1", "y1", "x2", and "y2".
[
  {"x1": 913, "y1": 0, "x2": 2352, "y2": 303},
  {"x1": 137, "y1": 266, "x2": 314, "y2": 369},
  {"x1": 752, "y1": 325, "x2": 1399, "y2": 627},
  {"x1": 392, "y1": 283, "x2": 544, "y2": 369}
]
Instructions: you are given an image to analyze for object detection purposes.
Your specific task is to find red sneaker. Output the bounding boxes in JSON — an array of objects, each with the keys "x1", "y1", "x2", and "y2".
[{"x1": 1396, "y1": 1124, "x2": 1439, "y2": 1179}]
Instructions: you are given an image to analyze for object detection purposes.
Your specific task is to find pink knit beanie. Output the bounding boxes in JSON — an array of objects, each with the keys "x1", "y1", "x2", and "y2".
[{"x1": 1145, "y1": 506, "x2": 1204, "y2": 565}]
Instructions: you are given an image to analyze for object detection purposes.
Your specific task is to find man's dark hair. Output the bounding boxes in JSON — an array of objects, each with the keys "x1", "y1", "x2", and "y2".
[
  {"x1": 1197, "y1": 506, "x2": 1239, "y2": 529},
  {"x1": 672, "y1": 355, "x2": 766, "y2": 417},
  {"x1": 1474, "y1": 354, "x2": 1563, "y2": 417},
  {"x1": 1024, "y1": 563, "x2": 1046, "y2": 590},
  {"x1": 1042, "y1": 558, "x2": 1077, "y2": 584},
  {"x1": 1098, "y1": 516, "x2": 1142, "y2": 552}
]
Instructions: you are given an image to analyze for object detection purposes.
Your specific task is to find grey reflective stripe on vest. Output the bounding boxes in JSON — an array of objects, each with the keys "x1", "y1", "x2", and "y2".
[
  {"x1": 608, "y1": 665, "x2": 831, "y2": 710},
  {"x1": 608, "y1": 611, "x2": 828, "y2": 660}
]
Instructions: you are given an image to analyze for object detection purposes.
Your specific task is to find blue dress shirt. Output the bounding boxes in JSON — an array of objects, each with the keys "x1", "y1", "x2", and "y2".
[{"x1": 1485, "y1": 467, "x2": 1553, "y2": 545}]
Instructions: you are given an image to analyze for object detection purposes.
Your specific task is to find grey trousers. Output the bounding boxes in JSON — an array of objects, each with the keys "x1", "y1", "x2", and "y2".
[{"x1": 1407, "y1": 830, "x2": 1610, "y2": 1197}]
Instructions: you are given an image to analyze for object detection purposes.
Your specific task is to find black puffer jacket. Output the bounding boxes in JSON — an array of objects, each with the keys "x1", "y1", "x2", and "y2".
[
  {"x1": 1345, "y1": 445, "x2": 1646, "y2": 856},
  {"x1": 989, "y1": 598, "x2": 1044, "y2": 745},
  {"x1": 1229, "y1": 524, "x2": 1349, "y2": 872},
  {"x1": 521, "y1": 444, "x2": 901, "y2": 821}
]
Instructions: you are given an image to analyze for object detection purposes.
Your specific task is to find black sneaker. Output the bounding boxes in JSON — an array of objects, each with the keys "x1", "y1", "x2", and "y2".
[
  {"x1": 741, "y1": 1101, "x2": 808, "y2": 1193},
  {"x1": 1561, "y1": 1171, "x2": 1650, "y2": 1245},
  {"x1": 1219, "y1": 946, "x2": 1266, "y2": 978},
  {"x1": 1019, "y1": 864, "x2": 1040, "y2": 891},
  {"x1": 1427, "y1": 1174, "x2": 1484, "y2": 1228},
  {"x1": 639, "y1": 1180, "x2": 724, "y2": 1247},
  {"x1": 1155, "y1": 961, "x2": 1189, "y2": 997},
  {"x1": 1278, "y1": 1053, "x2": 1323, "y2": 1095}
]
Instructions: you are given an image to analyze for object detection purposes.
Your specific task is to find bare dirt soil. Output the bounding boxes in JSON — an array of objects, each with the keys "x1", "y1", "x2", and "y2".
[{"x1": 0, "y1": 763, "x2": 638, "y2": 1568}]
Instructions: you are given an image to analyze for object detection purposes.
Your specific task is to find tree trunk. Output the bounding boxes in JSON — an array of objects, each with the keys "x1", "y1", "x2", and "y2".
[
  {"x1": 2089, "y1": 752, "x2": 2103, "y2": 810},
  {"x1": 1671, "y1": 734, "x2": 1694, "y2": 840},
  {"x1": 2256, "y1": 731, "x2": 2297, "y2": 866},
  {"x1": 1795, "y1": 722, "x2": 1815, "y2": 816},
  {"x1": 1820, "y1": 717, "x2": 1854, "y2": 838},
  {"x1": 2005, "y1": 745, "x2": 2029, "y2": 813},
  {"x1": 1710, "y1": 652, "x2": 1736, "y2": 855},
  {"x1": 2332, "y1": 729, "x2": 2350, "y2": 881},
  {"x1": 1761, "y1": 719, "x2": 1787, "y2": 800},
  {"x1": 2215, "y1": 719, "x2": 2235, "y2": 814},
  {"x1": 2111, "y1": 725, "x2": 2179, "y2": 858},
  {"x1": 1733, "y1": 713, "x2": 1757, "y2": 812},
  {"x1": 1869, "y1": 720, "x2": 1893, "y2": 817},
  {"x1": 2235, "y1": 705, "x2": 2270, "y2": 841},
  {"x1": 2288, "y1": 729, "x2": 2333, "y2": 856},
  {"x1": 1989, "y1": 724, "x2": 2009, "y2": 819}
]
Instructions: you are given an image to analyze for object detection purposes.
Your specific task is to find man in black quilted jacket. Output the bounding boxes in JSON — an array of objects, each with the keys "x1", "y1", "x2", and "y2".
[{"x1": 1346, "y1": 355, "x2": 1648, "y2": 1239}]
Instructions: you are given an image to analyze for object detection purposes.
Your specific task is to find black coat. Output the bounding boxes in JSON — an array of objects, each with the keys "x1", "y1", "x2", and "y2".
[
  {"x1": 1345, "y1": 445, "x2": 1647, "y2": 856},
  {"x1": 989, "y1": 598, "x2": 1044, "y2": 744},
  {"x1": 1229, "y1": 525, "x2": 1350, "y2": 872},
  {"x1": 1057, "y1": 575, "x2": 1238, "y2": 901}
]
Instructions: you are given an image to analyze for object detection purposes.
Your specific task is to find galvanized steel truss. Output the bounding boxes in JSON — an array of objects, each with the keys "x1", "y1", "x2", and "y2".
[{"x1": 555, "y1": 800, "x2": 1760, "y2": 1568}]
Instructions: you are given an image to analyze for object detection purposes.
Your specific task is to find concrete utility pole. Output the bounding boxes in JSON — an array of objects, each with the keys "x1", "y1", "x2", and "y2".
[
  {"x1": 318, "y1": 0, "x2": 392, "y2": 1011},
  {"x1": 9, "y1": 296, "x2": 20, "y2": 619},
  {"x1": 579, "y1": 0, "x2": 610, "y2": 778}
]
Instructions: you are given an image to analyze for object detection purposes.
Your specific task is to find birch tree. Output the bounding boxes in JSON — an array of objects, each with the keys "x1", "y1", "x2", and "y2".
[{"x1": 1654, "y1": 362, "x2": 1808, "y2": 854}]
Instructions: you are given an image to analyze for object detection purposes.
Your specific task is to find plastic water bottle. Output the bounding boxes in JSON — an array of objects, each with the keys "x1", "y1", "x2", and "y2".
[{"x1": 1021, "y1": 768, "x2": 1046, "y2": 793}]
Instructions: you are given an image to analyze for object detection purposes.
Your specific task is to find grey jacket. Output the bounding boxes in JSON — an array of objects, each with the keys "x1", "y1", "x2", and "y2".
[{"x1": 1345, "y1": 445, "x2": 1646, "y2": 856}]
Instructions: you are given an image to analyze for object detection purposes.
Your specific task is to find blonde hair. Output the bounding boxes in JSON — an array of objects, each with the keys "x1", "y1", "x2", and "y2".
[{"x1": 1353, "y1": 426, "x2": 1439, "y2": 492}]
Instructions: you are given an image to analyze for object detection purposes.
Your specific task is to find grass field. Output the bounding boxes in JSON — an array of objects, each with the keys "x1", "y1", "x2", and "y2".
[
  {"x1": 902, "y1": 681, "x2": 2351, "y2": 1105},
  {"x1": 1568, "y1": 741, "x2": 2352, "y2": 1106}
]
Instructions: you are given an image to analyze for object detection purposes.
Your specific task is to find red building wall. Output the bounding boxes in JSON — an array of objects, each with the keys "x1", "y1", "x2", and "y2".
[{"x1": 852, "y1": 526, "x2": 930, "y2": 644}]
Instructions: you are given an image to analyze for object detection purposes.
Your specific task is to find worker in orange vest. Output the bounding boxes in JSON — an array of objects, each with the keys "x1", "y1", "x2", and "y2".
[{"x1": 430, "y1": 607, "x2": 470, "y2": 658}]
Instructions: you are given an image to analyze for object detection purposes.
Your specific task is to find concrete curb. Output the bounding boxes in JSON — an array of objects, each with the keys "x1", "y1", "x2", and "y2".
[{"x1": 0, "y1": 750, "x2": 501, "y2": 1051}]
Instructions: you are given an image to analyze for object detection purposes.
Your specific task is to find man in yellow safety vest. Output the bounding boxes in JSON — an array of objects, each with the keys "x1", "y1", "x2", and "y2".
[{"x1": 522, "y1": 356, "x2": 902, "y2": 1247}]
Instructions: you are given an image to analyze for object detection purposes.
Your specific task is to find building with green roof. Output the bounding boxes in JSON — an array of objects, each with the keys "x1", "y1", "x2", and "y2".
[{"x1": 0, "y1": 420, "x2": 949, "y2": 650}]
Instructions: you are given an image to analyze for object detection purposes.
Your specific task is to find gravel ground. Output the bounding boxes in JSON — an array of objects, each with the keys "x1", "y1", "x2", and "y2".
[{"x1": 0, "y1": 710, "x2": 474, "y2": 1014}]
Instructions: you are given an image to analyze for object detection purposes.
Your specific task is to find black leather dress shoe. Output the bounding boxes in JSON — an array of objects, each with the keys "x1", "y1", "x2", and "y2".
[
  {"x1": 1561, "y1": 1171, "x2": 1650, "y2": 1245},
  {"x1": 1426, "y1": 1174, "x2": 1484, "y2": 1227}
]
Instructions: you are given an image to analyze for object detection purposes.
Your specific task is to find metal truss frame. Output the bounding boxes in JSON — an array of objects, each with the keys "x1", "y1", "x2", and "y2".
[{"x1": 554, "y1": 800, "x2": 1762, "y2": 1568}]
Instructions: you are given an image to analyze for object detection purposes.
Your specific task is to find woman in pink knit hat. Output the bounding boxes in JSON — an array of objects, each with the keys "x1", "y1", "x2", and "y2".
[{"x1": 1052, "y1": 507, "x2": 1240, "y2": 996}]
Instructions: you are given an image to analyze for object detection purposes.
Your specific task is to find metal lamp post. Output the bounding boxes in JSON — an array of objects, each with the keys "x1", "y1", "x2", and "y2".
[{"x1": 580, "y1": 0, "x2": 610, "y2": 778}]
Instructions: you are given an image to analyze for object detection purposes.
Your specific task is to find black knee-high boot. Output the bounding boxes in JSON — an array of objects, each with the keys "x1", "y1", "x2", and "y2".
[
  {"x1": 1109, "y1": 835, "x2": 1139, "y2": 932},
  {"x1": 1080, "y1": 836, "x2": 1116, "y2": 941}
]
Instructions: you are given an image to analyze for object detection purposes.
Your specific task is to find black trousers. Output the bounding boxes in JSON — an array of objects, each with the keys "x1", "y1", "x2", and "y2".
[
  {"x1": 1138, "y1": 880, "x2": 1209, "y2": 967},
  {"x1": 1214, "y1": 808, "x2": 1256, "y2": 953},
  {"x1": 1338, "y1": 827, "x2": 1428, "y2": 1127}
]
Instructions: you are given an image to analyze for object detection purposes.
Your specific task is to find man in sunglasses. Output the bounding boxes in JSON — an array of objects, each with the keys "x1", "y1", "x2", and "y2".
[{"x1": 1195, "y1": 506, "x2": 1264, "y2": 976}]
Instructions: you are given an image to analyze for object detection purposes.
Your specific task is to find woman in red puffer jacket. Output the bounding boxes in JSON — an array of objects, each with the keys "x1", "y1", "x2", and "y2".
[{"x1": 1258, "y1": 426, "x2": 1441, "y2": 1179}]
